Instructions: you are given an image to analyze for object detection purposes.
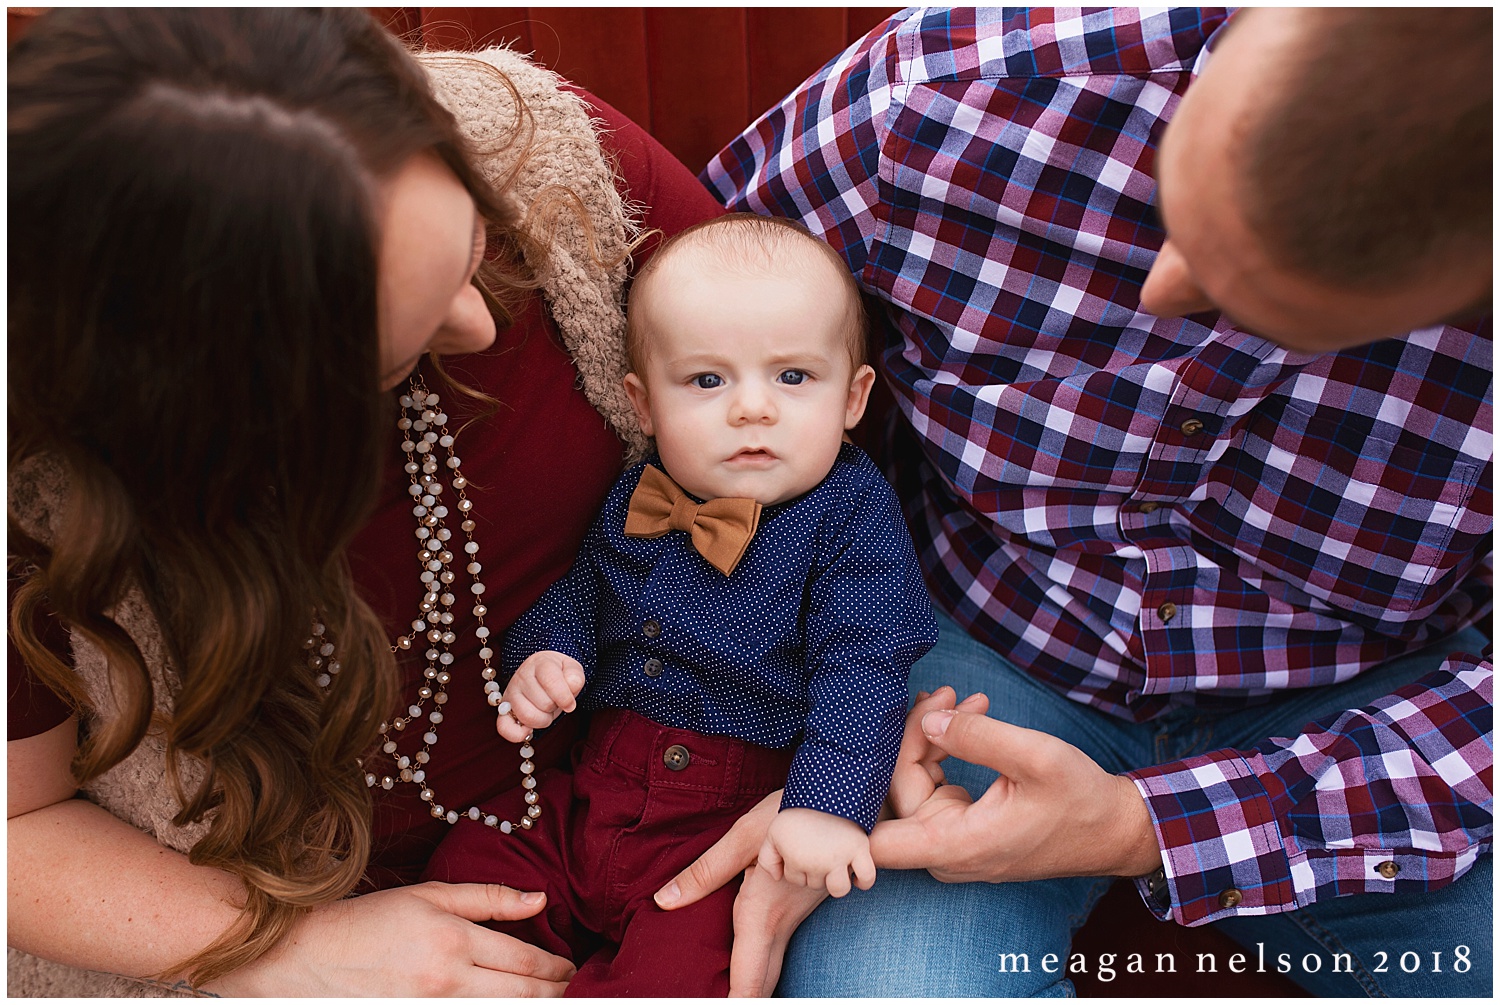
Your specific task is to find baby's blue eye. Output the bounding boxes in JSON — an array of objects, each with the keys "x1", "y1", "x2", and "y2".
[
  {"x1": 691, "y1": 373, "x2": 723, "y2": 389},
  {"x1": 778, "y1": 369, "x2": 808, "y2": 385}
]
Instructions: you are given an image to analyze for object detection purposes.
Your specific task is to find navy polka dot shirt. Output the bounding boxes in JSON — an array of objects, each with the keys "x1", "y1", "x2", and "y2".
[{"x1": 503, "y1": 442, "x2": 938, "y2": 831}]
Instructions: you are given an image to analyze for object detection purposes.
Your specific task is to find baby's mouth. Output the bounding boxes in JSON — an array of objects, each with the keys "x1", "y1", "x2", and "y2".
[{"x1": 729, "y1": 447, "x2": 776, "y2": 462}]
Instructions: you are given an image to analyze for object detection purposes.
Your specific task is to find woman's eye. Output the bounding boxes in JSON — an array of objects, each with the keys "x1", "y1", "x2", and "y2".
[
  {"x1": 778, "y1": 369, "x2": 808, "y2": 385},
  {"x1": 691, "y1": 374, "x2": 723, "y2": 389}
]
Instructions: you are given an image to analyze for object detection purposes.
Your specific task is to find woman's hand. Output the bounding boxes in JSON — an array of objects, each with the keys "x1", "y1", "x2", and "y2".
[
  {"x1": 653, "y1": 790, "x2": 827, "y2": 997},
  {"x1": 870, "y1": 709, "x2": 1163, "y2": 882},
  {"x1": 205, "y1": 882, "x2": 575, "y2": 997}
]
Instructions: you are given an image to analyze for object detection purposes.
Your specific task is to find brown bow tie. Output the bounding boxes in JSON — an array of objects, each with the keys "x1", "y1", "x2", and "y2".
[{"x1": 623, "y1": 465, "x2": 762, "y2": 576}]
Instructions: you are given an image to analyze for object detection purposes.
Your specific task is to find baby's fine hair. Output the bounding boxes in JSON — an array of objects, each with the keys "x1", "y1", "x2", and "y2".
[{"x1": 626, "y1": 212, "x2": 868, "y2": 375}]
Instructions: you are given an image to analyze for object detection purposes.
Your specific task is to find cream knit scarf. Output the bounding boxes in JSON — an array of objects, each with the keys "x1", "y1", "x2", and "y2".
[{"x1": 7, "y1": 47, "x2": 641, "y2": 998}]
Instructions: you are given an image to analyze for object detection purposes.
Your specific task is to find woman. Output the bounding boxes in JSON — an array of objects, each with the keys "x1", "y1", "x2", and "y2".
[{"x1": 7, "y1": 7, "x2": 729, "y2": 994}]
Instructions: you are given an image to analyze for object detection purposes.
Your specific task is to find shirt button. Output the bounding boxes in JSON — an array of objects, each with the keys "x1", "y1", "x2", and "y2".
[
  {"x1": 1138, "y1": 502, "x2": 1160, "y2": 514},
  {"x1": 1376, "y1": 860, "x2": 1400, "y2": 879},
  {"x1": 1218, "y1": 888, "x2": 1243, "y2": 909},
  {"x1": 642, "y1": 618, "x2": 662, "y2": 639},
  {"x1": 1158, "y1": 602, "x2": 1178, "y2": 623},
  {"x1": 663, "y1": 744, "x2": 690, "y2": 771},
  {"x1": 643, "y1": 657, "x2": 664, "y2": 678},
  {"x1": 1180, "y1": 417, "x2": 1205, "y2": 436}
]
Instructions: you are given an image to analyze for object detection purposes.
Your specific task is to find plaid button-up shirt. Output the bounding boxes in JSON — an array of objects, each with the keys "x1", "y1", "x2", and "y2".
[{"x1": 703, "y1": 6, "x2": 1492, "y2": 925}]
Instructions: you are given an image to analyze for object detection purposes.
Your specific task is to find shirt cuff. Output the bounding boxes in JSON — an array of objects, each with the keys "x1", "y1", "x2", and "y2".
[
  {"x1": 1126, "y1": 750, "x2": 1296, "y2": 925},
  {"x1": 781, "y1": 739, "x2": 893, "y2": 833}
]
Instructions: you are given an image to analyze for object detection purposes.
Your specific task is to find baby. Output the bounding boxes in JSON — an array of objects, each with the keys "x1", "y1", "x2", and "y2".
[{"x1": 423, "y1": 213, "x2": 937, "y2": 995}]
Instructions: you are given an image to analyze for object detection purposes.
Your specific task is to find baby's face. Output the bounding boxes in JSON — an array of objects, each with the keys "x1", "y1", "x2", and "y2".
[{"x1": 624, "y1": 248, "x2": 874, "y2": 506}]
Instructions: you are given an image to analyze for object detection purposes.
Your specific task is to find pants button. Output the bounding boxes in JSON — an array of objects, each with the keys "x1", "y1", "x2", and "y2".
[{"x1": 663, "y1": 744, "x2": 690, "y2": 771}]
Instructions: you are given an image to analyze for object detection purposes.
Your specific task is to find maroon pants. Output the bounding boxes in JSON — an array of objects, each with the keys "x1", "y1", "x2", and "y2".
[{"x1": 422, "y1": 709, "x2": 794, "y2": 996}]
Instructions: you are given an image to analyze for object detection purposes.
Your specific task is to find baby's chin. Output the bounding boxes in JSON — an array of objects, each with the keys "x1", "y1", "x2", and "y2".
[{"x1": 674, "y1": 469, "x2": 822, "y2": 507}]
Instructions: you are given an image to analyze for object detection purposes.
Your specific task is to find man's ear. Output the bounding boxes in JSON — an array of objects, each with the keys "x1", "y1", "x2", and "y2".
[
  {"x1": 623, "y1": 372, "x2": 655, "y2": 437},
  {"x1": 844, "y1": 364, "x2": 877, "y2": 429}
]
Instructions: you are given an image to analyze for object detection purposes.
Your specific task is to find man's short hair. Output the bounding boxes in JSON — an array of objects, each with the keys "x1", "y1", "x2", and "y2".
[
  {"x1": 626, "y1": 212, "x2": 868, "y2": 375},
  {"x1": 1242, "y1": 8, "x2": 1491, "y2": 288}
]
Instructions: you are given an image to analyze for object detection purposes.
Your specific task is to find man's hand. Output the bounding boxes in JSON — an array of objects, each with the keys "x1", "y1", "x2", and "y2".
[
  {"x1": 757, "y1": 809, "x2": 874, "y2": 898},
  {"x1": 653, "y1": 791, "x2": 828, "y2": 997},
  {"x1": 497, "y1": 650, "x2": 585, "y2": 742},
  {"x1": 870, "y1": 709, "x2": 1163, "y2": 881},
  {"x1": 885, "y1": 686, "x2": 991, "y2": 818}
]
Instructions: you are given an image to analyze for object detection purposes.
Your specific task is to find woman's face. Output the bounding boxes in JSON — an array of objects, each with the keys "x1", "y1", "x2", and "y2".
[{"x1": 376, "y1": 151, "x2": 496, "y2": 390}]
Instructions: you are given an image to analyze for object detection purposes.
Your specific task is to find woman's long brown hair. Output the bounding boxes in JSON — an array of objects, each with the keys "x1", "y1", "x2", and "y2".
[{"x1": 8, "y1": 7, "x2": 546, "y2": 984}]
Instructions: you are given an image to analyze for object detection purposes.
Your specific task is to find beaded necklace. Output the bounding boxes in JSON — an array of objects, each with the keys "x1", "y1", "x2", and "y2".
[{"x1": 317, "y1": 376, "x2": 540, "y2": 834}]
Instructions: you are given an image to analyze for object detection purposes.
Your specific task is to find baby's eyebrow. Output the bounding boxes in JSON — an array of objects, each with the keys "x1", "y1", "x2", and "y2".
[
  {"x1": 665, "y1": 350, "x2": 835, "y2": 370},
  {"x1": 766, "y1": 353, "x2": 832, "y2": 368},
  {"x1": 670, "y1": 352, "x2": 730, "y2": 368}
]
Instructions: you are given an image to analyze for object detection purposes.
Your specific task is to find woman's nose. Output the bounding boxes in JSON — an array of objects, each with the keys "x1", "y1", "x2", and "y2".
[{"x1": 431, "y1": 282, "x2": 497, "y2": 357}]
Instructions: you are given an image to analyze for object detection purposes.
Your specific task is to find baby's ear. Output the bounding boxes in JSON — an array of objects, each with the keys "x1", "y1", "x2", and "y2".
[
  {"x1": 623, "y1": 372, "x2": 655, "y2": 437},
  {"x1": 844, "y1": 364, "x2": 877, "y2": 429}
]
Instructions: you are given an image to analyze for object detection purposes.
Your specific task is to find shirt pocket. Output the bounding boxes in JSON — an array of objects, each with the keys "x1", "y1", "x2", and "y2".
[{"x1": 1216, "y1": 402, "x2": 1487, "y2": 625}]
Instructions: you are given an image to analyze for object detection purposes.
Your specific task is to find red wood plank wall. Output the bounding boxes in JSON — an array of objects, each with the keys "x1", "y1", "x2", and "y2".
[{"x1": 376, "y1": 7, "x2": 897, "y2": 173}]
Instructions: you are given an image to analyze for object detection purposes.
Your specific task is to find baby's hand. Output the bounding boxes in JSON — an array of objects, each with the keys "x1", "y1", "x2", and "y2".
[
  {"x1": 757, "y1": 807, "x2": 875, "y2": 898},
  {"x1": 496, "y1": 650, "x2": 586, "y2": 742}
]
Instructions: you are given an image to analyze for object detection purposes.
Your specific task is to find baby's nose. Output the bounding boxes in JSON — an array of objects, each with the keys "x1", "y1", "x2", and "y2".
[{"x1": 731, "y1": 382, "x2": 777, "y2": 422}]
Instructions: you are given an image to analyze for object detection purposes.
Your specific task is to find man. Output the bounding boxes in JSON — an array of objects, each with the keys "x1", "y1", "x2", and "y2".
[{"x1": 696, "y1": 6, "x2": 1490, "y2": 996}]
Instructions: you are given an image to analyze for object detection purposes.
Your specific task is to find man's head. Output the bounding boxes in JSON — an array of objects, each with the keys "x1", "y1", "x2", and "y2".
[
  {"x1": 623, "y1": 213, "x2": 875, "y2": 505},
  {"x1": 1140, "y1": 8, "x2": 1491, "y2": 352}
]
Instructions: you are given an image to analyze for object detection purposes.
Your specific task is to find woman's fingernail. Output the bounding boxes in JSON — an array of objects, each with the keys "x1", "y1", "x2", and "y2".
[
  {"x1": 654, "y1": 882, "x2": 681, "y2": 908},
  {"x1": 520, "y1": 890, "x2": 545, "y2": 904},
  {"x1": 922, "y1": 710, "x2": 955, "y2": 738}
]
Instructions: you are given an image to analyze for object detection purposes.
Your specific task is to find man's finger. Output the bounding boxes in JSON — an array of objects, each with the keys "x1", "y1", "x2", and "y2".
[
  {"x1": 727, "y1": 917, "x2": 777, "y2": 999},
  {"x1": 868, "y1": 815, "x2": 952, "y2": 870},
  {"x1": 656, "y1": 791, "x2": 779, "y2": 910},
  {"x1": 887, "y1": 688, "x2": 961, "y2": 817},
  {"x1": 955, "y1": 690, "x2": 990, "y2": 715},
  {"x1": 728, "y1": 868, "x2": 826, "y2": 998},
  {"x1": 728, "y1": 943, "x2": 774, "y2": 997},
  {"x1": 921, "y1": 710, "x2": 1052, "y2": 780}
]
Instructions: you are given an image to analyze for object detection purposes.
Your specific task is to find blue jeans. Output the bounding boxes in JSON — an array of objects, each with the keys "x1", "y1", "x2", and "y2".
[{"x1": 779, "y1": 607, "x2": 1492, "y2": 997}]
